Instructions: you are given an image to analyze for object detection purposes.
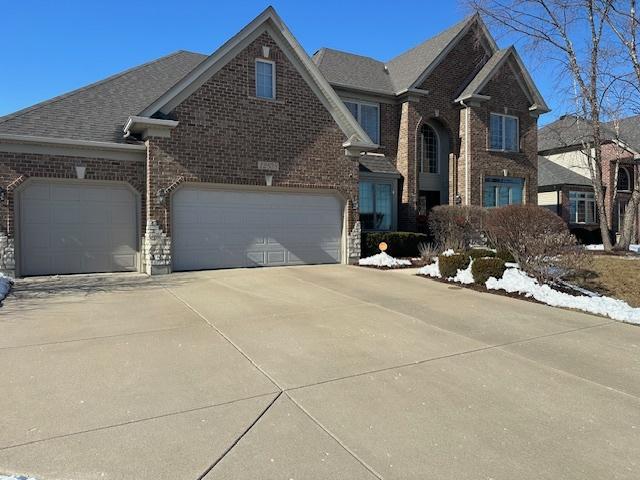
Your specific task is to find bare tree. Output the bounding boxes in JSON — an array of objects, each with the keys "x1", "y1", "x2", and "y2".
[
  {"x1": 602, "y1": 0, "x2": 640, "y2": 249},
  {"x1": 465, "y1": 0, "x2": 617, "y2": 249}
]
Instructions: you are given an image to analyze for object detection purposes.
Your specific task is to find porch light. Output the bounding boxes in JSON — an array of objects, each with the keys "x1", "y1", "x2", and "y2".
[
  {"x1": 265, "y1": 175, "x2": 273, "y2": 187},
  {"x1": 74, "y1": 165, "x2": 87, "y2": 179}
]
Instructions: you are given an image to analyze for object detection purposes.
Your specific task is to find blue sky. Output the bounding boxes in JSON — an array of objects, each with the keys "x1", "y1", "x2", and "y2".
[{"x1": 2, "y1": 0, "x2": 565, "y2": 124}]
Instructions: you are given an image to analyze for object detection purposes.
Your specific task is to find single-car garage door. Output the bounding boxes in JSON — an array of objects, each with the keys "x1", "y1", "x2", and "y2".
[
  {"x1": 172, "y1": 187, "x2": 343, "y2": 271},
  {"x1": 19, "y1": 180, "x2": 138, "y2": 276}
]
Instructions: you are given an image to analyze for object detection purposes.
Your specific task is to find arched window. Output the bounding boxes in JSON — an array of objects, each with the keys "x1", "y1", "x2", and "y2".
[
  {"x1": 421, "y1": 125, "x2": 439, "y2": 174},
  {"x1": 618, "y1": 166, "x2": 631, "y2": 192}
]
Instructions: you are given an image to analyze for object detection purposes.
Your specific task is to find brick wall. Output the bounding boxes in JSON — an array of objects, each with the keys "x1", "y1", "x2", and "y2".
[
  {"x1": 468, "y1": 57, "x2": 539, "y2": 206},
  {"x1": 0, "y1": 151, "x2": 145, "y2": 273},
  {"x1": 145, "y1": 31, "x2": 360, "y2": 270}
]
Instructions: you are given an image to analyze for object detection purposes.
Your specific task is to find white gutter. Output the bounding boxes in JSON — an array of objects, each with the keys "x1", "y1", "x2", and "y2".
[
  {"x1": 0, "y1": 133, "x2": 146, "y2": 151},
  {"x1": 460, "y1": 100, "x2": 470, "y2": 205}
]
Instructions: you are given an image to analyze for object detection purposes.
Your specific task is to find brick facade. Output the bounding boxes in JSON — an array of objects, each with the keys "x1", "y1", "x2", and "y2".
[
  {"x1": 394, "y1": 28, "x2": 539, "y2": 230},
  {"x1": 144, "y1": 31, "x2": 360, "y2": 272}
]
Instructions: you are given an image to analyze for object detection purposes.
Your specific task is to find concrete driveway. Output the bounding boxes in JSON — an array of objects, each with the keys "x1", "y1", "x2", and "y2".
[{"x1": 1, "y1": 265, "x2": 639, "y2": 480}]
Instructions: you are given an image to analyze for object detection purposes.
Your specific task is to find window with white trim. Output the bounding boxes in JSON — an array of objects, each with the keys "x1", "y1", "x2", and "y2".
[
  {"x1": 489, "y1": 113, "x2": 519, "y2": 152},
  {"x1": 344, "y1": 100, "x2": 379, "y2": 144},
  {"x1": 421, "y1": 124, "x2": 439, "y2": 174},
  {"x1": 255, "y1": 59, "x2": 275, "y2": 99},
  {"x1": 618, "y1": 166, "x2": 632, "y2": 192},
  {"x1": 483, "y1": 176, "x2": 524, "y2": 207},
  {"x1": 569, "y1": 191, "x2": 598, "y2": 224}
]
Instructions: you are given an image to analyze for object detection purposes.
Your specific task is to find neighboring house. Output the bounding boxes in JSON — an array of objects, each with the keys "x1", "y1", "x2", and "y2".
[
  {"x1": 538, "y1": 115, "x2": 640, "y2": 243},
  {"x1": 0, "y1": 7, "x2": 547, "y2": 277}
]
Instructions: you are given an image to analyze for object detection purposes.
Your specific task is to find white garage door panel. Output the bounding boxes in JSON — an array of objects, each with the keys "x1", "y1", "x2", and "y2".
[
  {"x1": 20, "y1": 181, "x2": 138, "y2": 276},
  {"x1": 172, "y1": 188, "x2": 342, "y2": 271}
]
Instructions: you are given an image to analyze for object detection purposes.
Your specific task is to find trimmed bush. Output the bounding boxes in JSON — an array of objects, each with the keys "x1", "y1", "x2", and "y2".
[
  {"x1": 428, "y1": 205, "x2": 488, "y2": 250},
  {"x1": 484, "y1": 205, "x2": 586, "y2": 283},
  {"x1": 495, "y1": 248, "x2": 515, "y2": 263},
  {"x1": 438, "y1": 253, "x2": 471, "y2": 278},
  {"x1": 472, "y1": 258, "x2": 506, "y2": 284},
  {"x1": 361, "y1": 231, "x2": 429, "y2": 258},
  {"x1": 465, "y1": 248, "x2": 496, "y2": 260}
]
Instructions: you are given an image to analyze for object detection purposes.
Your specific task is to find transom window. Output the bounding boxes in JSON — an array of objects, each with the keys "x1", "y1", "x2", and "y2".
[
  {"x1": 255, "y1": 59, "x2": 275, "y2": 99},
  {"x1": 483, "y1": 176, "x2": 524, "y2": 208},
  {"x1": 360, "y1": 181, "x2": 393, "y2": 231},
  {"x1": 344, "y1": 100, "x2": 380, "y2": 144},
  {"x1": 618, "y1": 166, "x2": 632, "y2": 192},
  {"x1": 489, "y1": 113, "x2": 519, "y2": 152},
  {"x1": 569, "y1": 191, "x2": 597, "y2": 224},
  {"x1": 421, "y1": 125, "x2": 439, "y2": 174}
]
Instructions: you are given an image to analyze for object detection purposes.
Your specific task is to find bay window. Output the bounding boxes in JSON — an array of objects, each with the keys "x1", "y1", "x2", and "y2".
[
  {"x1": 569, "y1": 191, "x2": 597, "y2": 224},
  {"x1": 359, "y1": 181, "x2": 393, "y2": 230},
  {"x1": 483, "y1": 176, "x2": 524, "y2": 208},
  {"x1": 344, "y1": 100, "x2": 380, "y2": 144},
  {"x1": 489, "y1": 113, "x2": 519, "y2": 152}
]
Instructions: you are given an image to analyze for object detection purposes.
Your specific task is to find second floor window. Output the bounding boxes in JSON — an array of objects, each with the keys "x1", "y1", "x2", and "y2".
[
  {"x1": 344, "y1": 100, "x2": 380, "y2": 144},
  {"x1": 256, "y1": 59, "x2": 275, "y2": 99},
  {"x1": 617, "y1": 166, "x2": 632, "y2": 192},
  {"x1": 489, "y1": 113, "x2": 519, "y2": 152},
  {"x1": 421, "y1": 124, "x2": 439, "y2": 174}
]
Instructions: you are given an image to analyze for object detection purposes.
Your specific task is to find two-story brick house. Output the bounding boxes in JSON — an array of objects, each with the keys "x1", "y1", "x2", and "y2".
[{"x1": 0, "y1": 7, "x2": 547, "y2": 276}]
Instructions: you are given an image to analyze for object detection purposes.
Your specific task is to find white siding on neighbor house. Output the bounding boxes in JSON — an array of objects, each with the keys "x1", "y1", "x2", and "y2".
[
  {"x1": 538, "y1": 190, "x2": 560, "y2": 215},
  {"x1": 545, "y1": 150, "x2": 594, "y2": 179}
]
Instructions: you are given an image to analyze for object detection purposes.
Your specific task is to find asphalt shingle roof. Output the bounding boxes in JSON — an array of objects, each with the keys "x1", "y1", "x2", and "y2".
[
  {"x1": 609, "y1": 115, "x2": 640, "y2": 152},
  {"x1": 538, "y1": 156, "x2": 592, "y2": 187},
  {"x1": 0, "y1": 50, "x2": 206, "y2": 143},
  {"x1": 359, "y1": 155, "x2": 400, "y2": 175},
  {"x1": 538, "y1": 115, "x2": 618, "y2": 152},
  {"x1": 312, "y1": 49, "x2": 395, "y2": 95},
  {"x1": 313, "y1": 16, "x2": 474, "y2": 95}
]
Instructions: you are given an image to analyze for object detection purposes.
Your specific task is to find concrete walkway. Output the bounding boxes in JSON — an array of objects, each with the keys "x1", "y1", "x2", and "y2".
[{"x1": 1, "y1": 265, "x2": 639, "y2": 479}]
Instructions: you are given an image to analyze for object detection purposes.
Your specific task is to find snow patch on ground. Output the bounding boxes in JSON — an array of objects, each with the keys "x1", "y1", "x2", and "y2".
[
  {"x1": 585, "y1": 244, "x2": 640, "y2": 253},
  {"x1": 359, "y1": 252, "x2": 411, "y2": 268},
  {"x1": 451, "y1": 259, "x2": 474, "y2": 284},
  {"x1": 418, "y1": 258, "x2": 441, "y2": 278},
  {"x1": 441, "y1": 249, "x2": 456, "y2": 257},
  {"x1": 486, "y1": 268, "x2": 640, "y2": 324},
  {"x1": 0, "y1": 273, "x2": 13, "y2": 304},
  {"x1": 0, "y1": 476, "x2": 39, "y2": 480}
]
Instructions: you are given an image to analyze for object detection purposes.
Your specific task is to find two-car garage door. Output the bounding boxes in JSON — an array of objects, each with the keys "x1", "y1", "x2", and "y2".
[{"x1": 172, "y1": 187, "x2": 343, "y2": 271}]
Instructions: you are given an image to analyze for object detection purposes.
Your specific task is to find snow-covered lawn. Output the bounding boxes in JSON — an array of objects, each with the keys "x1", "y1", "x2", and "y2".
[
  {"x1": 418, "y1": 258, "x2": 640, "y2": 325},
  {"x1": 487, "y1": 268, "x2": 640, "y2": 324},
  {"x1": 0, "y1": 273, "x2": 13, "y2": 304},
  {"x1": 585, "y1": 244, "x2": 640, "y2": 253},
  {"x1": 359, "y1": 252, "x2": 411, "y2": 268}
]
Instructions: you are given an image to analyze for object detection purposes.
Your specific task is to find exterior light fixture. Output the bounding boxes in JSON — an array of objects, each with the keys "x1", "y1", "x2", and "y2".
[
  {"x1": 265, "y1": 175, "x2": 273, "y2": 187},
  {"x1": 455, "y1": 193, "x2": 462, "y2": 205},
  {"x1": 155, "y1": 188, "x2": 167, "y2": 205},
  {"x1": 0, "y1": 187, "x2": 5, "y2": 203},
  {"x1": 74, "y1": 165, "x2": 87, "y2": 179}
]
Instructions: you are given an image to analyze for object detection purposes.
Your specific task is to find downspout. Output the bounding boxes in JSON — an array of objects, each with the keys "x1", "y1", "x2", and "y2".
[{"x1": 460, "y1": 100, "x2": 470, "y2": 205}]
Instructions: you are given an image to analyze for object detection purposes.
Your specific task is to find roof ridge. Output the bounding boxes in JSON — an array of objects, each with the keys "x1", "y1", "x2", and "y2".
[
  {"x1": 317, "y1": 47, "x2": 385, "y2": 64},
  {"x1": 0, "y1": 50, "x2": 205, "y2": 125}
]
